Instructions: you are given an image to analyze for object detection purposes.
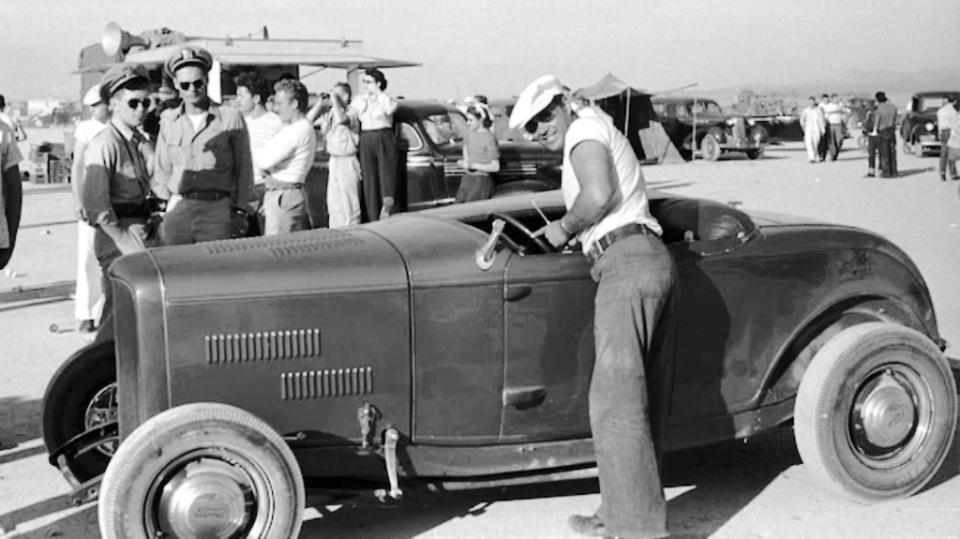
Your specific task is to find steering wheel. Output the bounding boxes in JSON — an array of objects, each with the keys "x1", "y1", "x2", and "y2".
[{"x1": 489, "y1": 212, "x2": 556, "y2": 255}]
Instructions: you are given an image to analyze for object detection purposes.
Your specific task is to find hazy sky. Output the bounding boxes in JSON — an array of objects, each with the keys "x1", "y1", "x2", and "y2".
[{"x1": 3, "y1": 0, "x2": 958, "y2": 102}]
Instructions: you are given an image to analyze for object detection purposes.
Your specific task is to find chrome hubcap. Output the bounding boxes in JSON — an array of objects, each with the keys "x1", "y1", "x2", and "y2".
[
  {"x1": 850, "y1": 365, "x2": 929, "y2": 467},
  {"x1": 157, "y1": 458, "x2": 255, "y2": 539},
  {"x1": 857, "y1": 373, "x2": 915, "y2": 448},
  {"x1": 84, "y1": 383, "x2": 118, "y2": 456}
]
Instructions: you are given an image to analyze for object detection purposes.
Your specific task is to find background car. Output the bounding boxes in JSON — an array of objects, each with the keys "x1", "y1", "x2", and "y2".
[
  {"x1": 652, "y1": 96, "x2": 767, "y2": 161},
  {"x1": 303, "y1": 100, "x2": 561, "y2": 226},
  {"x1": 900, "y1": 91, "x2": 960, "y2": 157},
  {"x1": 43, "y1": 190, "x2": 957, "y2": 538}
]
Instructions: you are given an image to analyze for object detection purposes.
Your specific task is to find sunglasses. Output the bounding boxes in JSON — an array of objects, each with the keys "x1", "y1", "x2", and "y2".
[
  {"x1": 178, "y1": 79, "x2": 206, "y2": 91},
  {"x1": 523, "y1": 105, "x2": 558, "y2": 135},
  {"x1": 126, "y1": 98, "x2": 151, "y2": 110}
]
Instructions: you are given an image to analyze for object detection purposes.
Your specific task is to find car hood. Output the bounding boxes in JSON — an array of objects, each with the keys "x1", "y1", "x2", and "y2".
[{"x1": 141, "y1": 228, "x2": 409, "y2": 302}]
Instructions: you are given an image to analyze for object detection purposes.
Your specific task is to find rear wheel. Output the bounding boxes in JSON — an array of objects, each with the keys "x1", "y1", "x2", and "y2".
[
  {"x1": 98, "y1": 403, "x2": 304, "y2": 539},
  {"x1": 794, "y1": 323, "x2": 957, "y2": 503}
]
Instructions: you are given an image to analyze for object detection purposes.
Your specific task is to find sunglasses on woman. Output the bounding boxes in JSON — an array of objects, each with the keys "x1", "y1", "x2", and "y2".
[
  {"x1": 178, "y1": 79, "x2": 206, "y2": 91},
  {"x1": 523, "y1": 105, "x2": 558, "y2": 134}
]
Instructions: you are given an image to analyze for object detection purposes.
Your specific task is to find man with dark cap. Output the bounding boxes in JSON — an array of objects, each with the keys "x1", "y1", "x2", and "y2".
[
  {"x1": 77, "y1": 63, "x2": 155, "y2": 342},
  {"x1": 511, "y1": 75, "x2": 676, "y2": 539},
  {"x1": 153, "y1": 46, "x2": 253, "y2": 245}
]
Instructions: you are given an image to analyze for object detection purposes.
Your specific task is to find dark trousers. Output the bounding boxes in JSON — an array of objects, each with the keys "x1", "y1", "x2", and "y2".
[
  {"x1": 877, "y1": 127, "x2": 898, "y2": 177},
  {"x1": 159, "y1": 198, "x2": 232, "y2": 245},
  {"x1": 0, "y1": 166, "x2": 22, "y2": 270},
  {"x1": 817, "y1": 127, "x2": 829, "y2": 160},
  {"x1": 358, "y1": 129, "x2": 398, "y2": 222},
  {"x1": 940, "y1": 129, "x2": 957, "y2": 177},
  {"x1": 589, "y1": 233, "x2": 677, "y2": 539},
  {"x1": 91, "y1": 217, "x2": 149, "y2": 344},
  {"x1": 867, "y1": 135, "x2": 879, "y2": 174},
  {"x1": 827, "y1": 124, "x2": 844, "y2": 160}
]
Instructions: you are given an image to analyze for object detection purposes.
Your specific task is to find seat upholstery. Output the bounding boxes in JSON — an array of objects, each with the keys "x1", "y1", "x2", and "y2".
[{"x1": 650, "y1": 197, "x2": 755, "y2": 249}]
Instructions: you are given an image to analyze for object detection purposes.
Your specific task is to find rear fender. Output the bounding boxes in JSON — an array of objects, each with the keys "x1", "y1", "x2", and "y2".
[{"x1": 760, "y1": 296, "x2": 929, "y2": 407}]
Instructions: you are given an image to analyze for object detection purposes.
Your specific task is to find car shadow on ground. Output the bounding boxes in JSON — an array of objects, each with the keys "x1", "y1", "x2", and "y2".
[
  {"x1": 299, "y1": 427, "x2": 799, "y2": 538},
  {"x1": 0, "y1": 397, "x2": 43, "y2": 449}
]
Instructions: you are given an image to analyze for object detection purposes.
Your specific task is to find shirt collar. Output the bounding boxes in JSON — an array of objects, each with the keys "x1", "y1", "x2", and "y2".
[
  {"x1": 170, "y1": 101, "x2": 222, "y2": 121},
  {"x1": 109, "y1": 117, "x2": 139, "y2": 141}
]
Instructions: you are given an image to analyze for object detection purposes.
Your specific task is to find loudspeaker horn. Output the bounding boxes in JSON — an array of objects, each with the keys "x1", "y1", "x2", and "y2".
[{"x1": 102, "y1": 22, "x2": 150, "y2": 56}]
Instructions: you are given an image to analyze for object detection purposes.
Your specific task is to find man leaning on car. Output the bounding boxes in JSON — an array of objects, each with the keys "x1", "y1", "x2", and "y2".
[
  {"x1": 513, "y1": 75, "x2": 677, "y2": 539},
  {"x1": 153, "y1": 46, "x2": 254, "y2": 245},
  {"x1": 77, "y1": 63, "x2": 156, "y2": 342}
]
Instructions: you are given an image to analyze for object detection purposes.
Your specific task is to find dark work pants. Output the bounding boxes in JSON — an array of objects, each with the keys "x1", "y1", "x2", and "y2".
[
  {"x1": 878, "y1": 127, "x2": 898, "y2": 177},
  {"x1": 867, "y1": 135, "x2": 879, "y2": 175},
  {"x1": 0, "y1": 166, "x2": 22, "y2": 270},
  {"x1": 159, "y1": 198, "x2": 232, "y2": 246},
  {"x1": 91, "y1": 217, "x2": 149, "y2": 345},
  {"x1": 589, "y1": 233, "x2": 677, "y2": 539},
  {"x1": 940, "y1": 129, "x2": 957, "y2": 177},
  {"x1": 358, "y1": 128, "x2": 398, "y2": 222},
  {"x1": 827, "y1": 124, "x2": 844, "y2": 160}
]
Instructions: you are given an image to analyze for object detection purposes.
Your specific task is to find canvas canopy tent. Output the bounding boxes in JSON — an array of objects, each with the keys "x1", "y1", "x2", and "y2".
[{"x1": 574, "y1": 73, "x2": 684, "y2": 164}]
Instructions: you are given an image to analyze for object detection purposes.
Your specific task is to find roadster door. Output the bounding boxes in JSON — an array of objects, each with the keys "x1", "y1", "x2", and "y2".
[{"x1": 499, "y1": 251, "x2": 596, "y2": 442}]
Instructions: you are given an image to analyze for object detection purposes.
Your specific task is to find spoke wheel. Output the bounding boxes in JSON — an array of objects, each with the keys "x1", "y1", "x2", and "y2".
[
  {"x1": 794, "y1": 322, "x2": 957, "y2": 503},
  {"x1": 700, "y1": 134, "x2": 721, "y2": 161},
  {"x1": 42, "y1": 340, "x2": 117, "y2": 482},
  {"x1": 99, "y1": 403, "x2": 304, "y2": 539}
]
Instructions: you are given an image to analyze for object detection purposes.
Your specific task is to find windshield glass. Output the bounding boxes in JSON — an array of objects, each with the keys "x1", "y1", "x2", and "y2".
[
  {"x1": 917, "y1": 97, "x2": 947, "y2": 112},
  {"x1": 421, "y1": 112, "x2": 467, "y2": 146},
  {"x1": 676, "y1": 100, "x2": 723, "y2": 118}
]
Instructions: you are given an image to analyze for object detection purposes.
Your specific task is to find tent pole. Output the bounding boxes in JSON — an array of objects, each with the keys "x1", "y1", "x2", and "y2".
[{"x1": 624, "y1": 90, "x2": 631, "y2": 140}]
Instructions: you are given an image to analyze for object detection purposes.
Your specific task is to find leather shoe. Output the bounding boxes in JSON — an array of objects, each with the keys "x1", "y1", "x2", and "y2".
[{"x1": 569, "y1": 514, "x2": 608, "y2": 537}]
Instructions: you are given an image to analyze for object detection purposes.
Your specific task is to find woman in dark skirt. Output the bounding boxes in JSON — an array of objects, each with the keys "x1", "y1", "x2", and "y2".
[
  {"x1": 456, "y1": 104, "x2": 500, "y2": 203},
  {"x1": 351, "y1": 68, "x2": 399, "y2": 221}
]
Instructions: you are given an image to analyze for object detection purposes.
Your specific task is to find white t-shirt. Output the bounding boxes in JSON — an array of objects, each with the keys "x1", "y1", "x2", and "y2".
[
  {"x1": 74, "y1": 119, "x2": 107, "y2": 146},
  {"x1": 561, "y1": 107, "x2": 661, "y2": 255},
  {"x1": 255, "y1": 118, "x2": 317, "y2": 184},
  {"x1": 244, "y1": 111, "x2": 283, "y2": 184},
  {"x1": 188, "y1": 112, "x2": 205, "y2": 131}
]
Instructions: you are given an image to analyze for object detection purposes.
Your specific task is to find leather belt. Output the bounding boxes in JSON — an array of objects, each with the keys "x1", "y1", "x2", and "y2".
[
  {"x1": 266, "y1": 183, "x2": 303, "y2": 191},
  {"x1": 112, "y1": 202, "x2": 149, "y2": 219},
  {"x1": 181, "y1": 190, "x2": 231, "y2": 201},
  {"x1": 587, "y1": 223, "x2": 653, "y2": 263},
  {"x1": 328, "y1": 152, "x2": 357, "y2": 158}
]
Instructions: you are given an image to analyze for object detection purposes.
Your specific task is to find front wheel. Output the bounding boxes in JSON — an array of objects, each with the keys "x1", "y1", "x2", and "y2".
[
  {"x1": 700, "y1": 134, "x2": 721, "y2": 161},
  {"x1": 745, "y1": 148, "x2": 763, "y2": 160},
  {"x1": 794, "y1": 323, "x2": 957, "y2": 503},
  {"x1": 98, "y1": 403, "x2": 304, "y2": 539}
]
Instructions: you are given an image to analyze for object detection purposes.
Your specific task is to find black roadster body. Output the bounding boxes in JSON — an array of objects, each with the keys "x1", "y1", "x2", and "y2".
[{"x1": 43, "y1": 191, "x2": 957, "y2": 538}]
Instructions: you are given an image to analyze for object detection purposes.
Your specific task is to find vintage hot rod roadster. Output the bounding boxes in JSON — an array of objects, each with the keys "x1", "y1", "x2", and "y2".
[{"x1": 43, "y1": 191, "x2": 957, "y2": 538}]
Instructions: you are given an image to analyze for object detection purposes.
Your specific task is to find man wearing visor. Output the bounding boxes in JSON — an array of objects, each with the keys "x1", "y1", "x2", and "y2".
[
  {"x1": 511, "y1": 75, "x2": 677, "y2": 539},
  {"x1": 78, "y1": 63, "x2": 156, "y2": 341},
  {"x1": 153, "y1": 46, "x2": 253, "y2": 245}
]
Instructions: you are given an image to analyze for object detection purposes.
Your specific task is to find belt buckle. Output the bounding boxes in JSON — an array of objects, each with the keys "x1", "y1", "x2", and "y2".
[{"x1": 588, "y1": 241, "x2": 606, "y2": 263}]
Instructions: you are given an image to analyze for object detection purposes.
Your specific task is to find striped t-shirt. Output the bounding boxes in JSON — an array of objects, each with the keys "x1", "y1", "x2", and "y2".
[{"x1": 245, "y1": 111, "x2": 283, "y2": 184}]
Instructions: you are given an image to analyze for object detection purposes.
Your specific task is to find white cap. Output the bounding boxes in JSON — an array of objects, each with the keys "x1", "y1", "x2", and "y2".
[
  {"x1": 508, "y1": 74, "x2": 565, "y2": 130},
  {"x1": 83, "y1": 85, "x2": 102, "y2": 106}
]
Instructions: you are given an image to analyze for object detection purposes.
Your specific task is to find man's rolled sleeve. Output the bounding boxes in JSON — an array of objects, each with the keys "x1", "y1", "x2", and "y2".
[
  {"x1": 232, "y1": 115, "x2": 254, "y2": 205},
  {"x1": 80, "y1": 139, "x2": 118, "y2": 227}
]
